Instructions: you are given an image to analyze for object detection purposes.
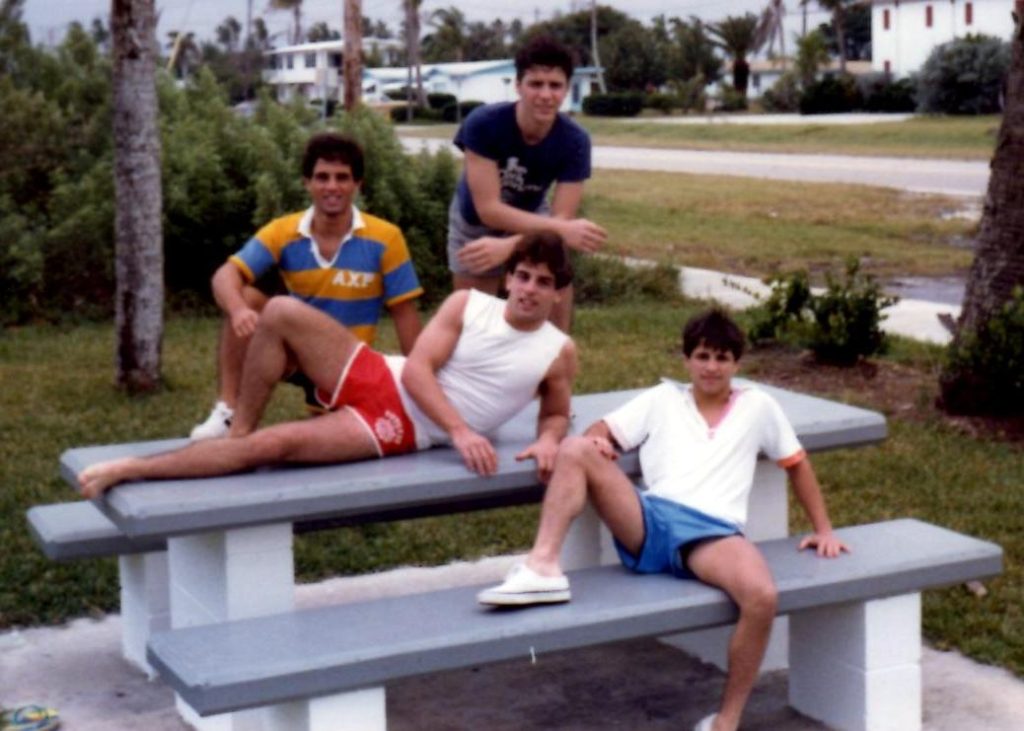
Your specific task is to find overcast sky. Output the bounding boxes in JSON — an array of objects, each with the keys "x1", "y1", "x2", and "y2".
[{"x1": 23, "y1": 0, "x2": 831, "y2": 48}]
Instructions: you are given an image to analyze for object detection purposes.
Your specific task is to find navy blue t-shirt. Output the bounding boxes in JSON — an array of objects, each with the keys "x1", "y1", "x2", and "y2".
[{"x1": 453, "y1": 102, "x2": 592, "y2": 226}]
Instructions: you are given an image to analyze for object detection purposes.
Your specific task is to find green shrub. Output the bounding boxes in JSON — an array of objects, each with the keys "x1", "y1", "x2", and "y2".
[
  {"x1": 644, "y1": 92, "x2": 678, "y2": 114},
  {"x1": 573, "y1": 256, "x2": 682, "y2": 306},
  {"x1": 668, "y1": 74, "x2": 708, "y2": 113},
  {"x1": 860, "y1": 74, "x2": 917, "y2": 112},
  {"x1": 940, "y1": 287, "x2": 1024, "y2": 415},
  {"x1": 760, "y1": 70, "x2": 801, "y2": 113},
  {"x1": 917, "y1": 34, "x2": 1010, "y2": 115},
  {"x1": 388, "y1": 104, "x2": 442, "y2": 123},
  {"x1": 715, "y1": 85, "x2": 748, "y2": 112},
  {"x1": 800, "y1": 74, "x2": 864, "y2": 115},
  {"x1": 582, "y1": 92, "x2": 644, "y2": 117},
  {"x1": 426, "y1": 92, "x2": 457, "y2": 110},
  {"x1": 747, "y1": 259, "x2": 896, "y2": 365},
  {"x1": 440, "y1": 100, "x2": 484, "y2": 123}
]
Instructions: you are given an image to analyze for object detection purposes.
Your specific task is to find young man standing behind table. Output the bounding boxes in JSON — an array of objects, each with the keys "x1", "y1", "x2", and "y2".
[
  {"x1": 447, "y1": 36, "x2": 607, "y2": 331},
  {"x1": 191, "y1": 132, "x2": 423, "y2": 440}
]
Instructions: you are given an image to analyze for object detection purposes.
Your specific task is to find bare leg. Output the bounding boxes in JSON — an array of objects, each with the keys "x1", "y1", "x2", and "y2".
[
  {"x1": 231, "y1": 297, "x2": 363, "y2": 435},
  {"x1": 526, "y1": 436, "x2": 644, "y2": 577},
  {"x1": 79, "y1": 410, "x2": 378, "y2": 499},
  {"x1": 216, "y1": 286, "x2": 268, "y2": 408},
  {"x1": 452, "y1": 273, "x2": 501, "y2": 295},
  {"x1": 687, "y1": 536, "x2": 779, "y2": 731}
]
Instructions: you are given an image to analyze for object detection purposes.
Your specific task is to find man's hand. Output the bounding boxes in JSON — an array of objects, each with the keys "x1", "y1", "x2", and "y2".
[
  {"x1": 456, "y1": 236, "x2": 517, "y2": 275},
  {"x1": 516, "y1": 438, "x2": 559, "y2": 483},
  {"x1": 556, "y1": 218, "x2": 607, "y2": 253},
  {"x1": 798, "y1": 532, "x2": 850, "y2": 558},
  {"x1": 451, "y1": 425, "x2": 498, "y2": 476},
  {"x1": 229, "y1": 306, "x2": 261, "y2": 338}
]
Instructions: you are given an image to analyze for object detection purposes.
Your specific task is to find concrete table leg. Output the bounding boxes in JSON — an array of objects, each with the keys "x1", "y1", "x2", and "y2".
[
  {"x1": 661, "y1": 462, "x2": 791, "y2": 671},
  {"x1": 789, "y1": 593, "x2": 922, "y2": 731},
  {"x1": 167, "y1": 524, "x2": 295, "y2": 731},
  {"x1": 263, "y1": 687, "x2": 386, "y2": 731},
  {"x1": 118, "y1": 550, "x2": 170, "y2": 677}
]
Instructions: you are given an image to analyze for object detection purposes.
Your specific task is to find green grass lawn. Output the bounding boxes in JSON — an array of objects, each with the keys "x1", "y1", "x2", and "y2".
[
  {"x1": 584, "y1": 169, "x2": 974, "y2": 280},
  {"x1": 2, "y1": 306, "x2": 1021, "y2": 677},
  {"x1": 397, "y1": 114, "x2": 1001, "y2": 160}
]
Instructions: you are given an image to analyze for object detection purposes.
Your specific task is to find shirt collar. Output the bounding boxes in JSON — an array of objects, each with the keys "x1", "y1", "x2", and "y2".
[{"x1": 298, "y1": 205, "x2": 364, "y2": 268}]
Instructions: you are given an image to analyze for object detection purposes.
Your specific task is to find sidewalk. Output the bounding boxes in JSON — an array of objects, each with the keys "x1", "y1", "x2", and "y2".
[{"x1": 2, "y1": 556, "x2": 1022, "y2": 730}]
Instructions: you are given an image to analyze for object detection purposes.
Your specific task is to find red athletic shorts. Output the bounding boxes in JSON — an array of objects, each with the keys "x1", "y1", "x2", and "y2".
[{"x1": 314, "y1": 344, "x2": 418, "y2": 457}]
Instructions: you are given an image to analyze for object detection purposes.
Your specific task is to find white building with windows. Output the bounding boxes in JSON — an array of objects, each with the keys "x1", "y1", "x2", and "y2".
[
  {"x1": 871, "y1": 0, "x2": 1014, "y2": 77},
  {"x1": 262, "y1": 38, "x2": 404, "y2": 102}
]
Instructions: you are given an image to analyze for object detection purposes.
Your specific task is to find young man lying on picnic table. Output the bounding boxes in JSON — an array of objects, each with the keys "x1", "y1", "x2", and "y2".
[
  {"x1": 78, "y1": 232, "x2": 578, "y2": 497},
  {"x1": 478, "y1": 308, "x2": 850, "y2": 731}
]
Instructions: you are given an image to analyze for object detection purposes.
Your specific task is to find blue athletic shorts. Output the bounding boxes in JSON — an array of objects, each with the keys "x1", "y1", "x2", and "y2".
[{"x1": 615, "y1": 492, "x2": 741, "y2": 579}]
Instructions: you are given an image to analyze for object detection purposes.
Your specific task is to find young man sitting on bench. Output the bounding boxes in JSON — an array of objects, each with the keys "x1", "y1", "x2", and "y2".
[
  {"x1": 478, "y1": 308, "x2": 849, "y2": 731},
  {"x1": 78, "y1": 232, "x2": 578, "y2": 497}
]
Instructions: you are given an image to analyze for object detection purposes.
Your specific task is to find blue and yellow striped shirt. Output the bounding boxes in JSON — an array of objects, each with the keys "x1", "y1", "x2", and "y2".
[{"x1": 230, "y1": 207, "x2": 422, "y2": 346}]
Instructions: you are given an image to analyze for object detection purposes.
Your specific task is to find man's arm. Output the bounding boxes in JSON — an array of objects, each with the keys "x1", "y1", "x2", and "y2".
[
  {"x1": 515, "y1": 340, "x2": 578, "y2": 482},
  {"x1": 212, "y1": 262, "x2": 260, "y2": 338},
  {"x1": 464, "y1": 150, "x2": 606, "y2": 252},
  {"x1": 387, "y1": 298, "x2": 422, "y2": 356},
  {"x1": 400, "y1": 291, "x2": 499, "y2": 475},
  {"x1": 788, "y1": 457, "x2": 849, "y2": 558}
]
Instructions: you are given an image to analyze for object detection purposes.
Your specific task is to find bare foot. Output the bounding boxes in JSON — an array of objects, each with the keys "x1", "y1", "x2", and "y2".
[{"x1": 78, "y1": 458, "x2": 138, "y2": 499}]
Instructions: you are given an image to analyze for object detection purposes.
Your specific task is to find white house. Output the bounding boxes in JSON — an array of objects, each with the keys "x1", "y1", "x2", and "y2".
[
  {"x1": 735, "y1": 58, "x2": 874, "y2": 99},
  {"x1": 262, "y1": 38, "x2": 404, "y2": 102},
  {"x1": 363, "y1": 60, "x2": 603, "y2": 113},
  {"x1": 871, "y1": 0, "x2": 1015, "y2": 77}
]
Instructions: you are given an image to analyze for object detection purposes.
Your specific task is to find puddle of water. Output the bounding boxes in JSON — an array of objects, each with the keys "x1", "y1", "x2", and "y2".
[{"x1": 885, "y1": 276, "x2": 965, "y2": 306}]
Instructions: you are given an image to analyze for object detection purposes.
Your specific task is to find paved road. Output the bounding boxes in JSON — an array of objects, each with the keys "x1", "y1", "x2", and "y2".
[{"x1": 400, "y1": 136, "x2": 989, "y2": 198}]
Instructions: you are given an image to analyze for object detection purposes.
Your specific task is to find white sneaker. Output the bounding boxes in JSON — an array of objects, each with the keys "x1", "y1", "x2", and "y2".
[
  {"x1": 694, "y1": 713, "x2": 717, "y2": 731},
  {"x1": 189, "y1": 401, "x2": 233, "y2": 440},
  {"x1": 477, "y1": 563, "x2": 571, "y2": 606}
]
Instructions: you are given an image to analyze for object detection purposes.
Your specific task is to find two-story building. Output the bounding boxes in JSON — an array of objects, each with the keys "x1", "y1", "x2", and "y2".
[
  {"x1": 871, "y1": 0, "x2": 1014, "y2": 77},
  {"x1": 262, "y1": 38, "x2": 404, "y2": 102}
]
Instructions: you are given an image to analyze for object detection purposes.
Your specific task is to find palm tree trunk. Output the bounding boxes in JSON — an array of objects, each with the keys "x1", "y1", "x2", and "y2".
[
  {"x1": 939, "y1": 6, "x2": 1024, "y2": 413},
  {"x1": 111, "y1": 0, "x2": 164, "y2": 392},
  {"x1": 343, "y1": 0, "x2": 362, "y2": 110}
]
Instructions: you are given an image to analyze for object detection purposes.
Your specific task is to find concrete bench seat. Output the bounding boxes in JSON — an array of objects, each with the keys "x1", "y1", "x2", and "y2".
[
  {"x1": 148, "y1": 519, "x2": 1002, "y2": 731},
  {"x1": 27, "y1": 501, "x2": 166, "y2": 561}
]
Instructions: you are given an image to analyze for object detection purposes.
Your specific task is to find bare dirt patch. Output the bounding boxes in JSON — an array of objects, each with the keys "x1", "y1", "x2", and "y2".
[{"x1": 742, "y1": 344, "x2": 1024, "y2": 443}]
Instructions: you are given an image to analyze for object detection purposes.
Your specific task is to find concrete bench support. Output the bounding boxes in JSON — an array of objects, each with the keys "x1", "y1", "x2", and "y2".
[
  {"x1": 169, "y1": 524, "x2": 295, "y2": 731},
  {"x1": 119, "y1": 551, "x2": 170, "y2": 674},
  {"x1": 264, "y1": 688, "x2": 386, "y2": 731},
  {"x1": 790, "y1": 593, "x2": 922, "y2": 731}
]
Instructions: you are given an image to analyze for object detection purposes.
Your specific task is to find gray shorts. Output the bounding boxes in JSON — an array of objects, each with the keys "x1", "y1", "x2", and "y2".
[{"x1": 446, "y1": 196, "x2": 551, "y2": 278}]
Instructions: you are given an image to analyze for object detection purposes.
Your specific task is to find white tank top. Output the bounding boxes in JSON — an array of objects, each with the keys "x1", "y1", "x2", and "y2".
[{"x1": 396, "y1": 289, "x2": 569, "y2": 446}]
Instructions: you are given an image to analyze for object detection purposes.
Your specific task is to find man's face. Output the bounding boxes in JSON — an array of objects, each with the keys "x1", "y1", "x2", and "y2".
[
  {"x1": 304, "y1": 159, "x2": 360, "y2": 218},
  {"x1": 504, "y1": 260, "x2": 561, "y2": 326},
  {"x1": 516, "y1": 66, "x2": 569, "y2": 125},
  {"x1": 684, "y1": 343, "x2": 739, "y2": 399}
]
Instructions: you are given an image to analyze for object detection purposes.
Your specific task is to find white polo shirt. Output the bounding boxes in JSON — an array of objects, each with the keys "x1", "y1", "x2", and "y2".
[{"x1": 603, "y1": 380, "x2": 805, "y2": 529}]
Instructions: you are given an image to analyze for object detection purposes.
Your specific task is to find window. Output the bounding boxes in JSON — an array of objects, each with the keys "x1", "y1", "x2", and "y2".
[
  {"x1": 305, "y1": 53, "x2": 317, "y2": 68},
  {"x1": 286, "y1": 55, "x2": 294, "y2": 70},
  {"x1": 965, "y1": 2, "x2": 973, "y2": 25},
  {"x1": 329, "y1": 53, "x2": 342, "y2": 69},
  {"x1": 884, "y1": 60, "x2": 891, "y2": 75},
  {"x1": 925, "y1": 5, "x2": 933, "y2": 27},
  {"x1": 883, "y1": 9, "x2": 890, "y2": 30},
  {"x1": 752, "y1": 73, "x2": 761, "y2": 90}
]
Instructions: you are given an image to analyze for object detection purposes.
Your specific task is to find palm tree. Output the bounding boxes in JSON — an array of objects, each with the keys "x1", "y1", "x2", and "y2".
[
  {"x1": 165, "y1": 30, "x2": 200, "y2": 79},
  {"x1": 812, "y1": 0, "x2": 852, "y2": 73},
  {"x1": 755, "y1": 0, "x2": 786, "y2": 67},
  {"x1": 708, "y1": 13, "x2": 760, "y2": 97},
  {"x1": 111, "y1": 0, "x2": 164, "y2": 391},
  {"x1": 939, "y1": 7, "x2": 1024, "y2": 414},
  {"x1": 402, "y1": 0, "x2": 426, "y2": 112},
  {"x1": 268, "y1": 0, "x2": 303, "y2": 45},
  {"x1": 426, "y1": 6, "x2": 468, "y2": 62}
]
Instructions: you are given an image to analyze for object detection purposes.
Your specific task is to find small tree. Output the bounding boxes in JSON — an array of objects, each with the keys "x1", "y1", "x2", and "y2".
[
  {"x1": 708, "y1": 13, "x2": 760, "y2": 98},
  {"x1": 917, "y1": 34, "x2": 1011, "y2": 115}
]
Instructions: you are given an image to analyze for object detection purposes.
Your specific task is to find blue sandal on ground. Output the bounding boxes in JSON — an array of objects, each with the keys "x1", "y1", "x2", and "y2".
[{"x1": 0, "y1": 705, "x2": 61, "y2": 731}]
